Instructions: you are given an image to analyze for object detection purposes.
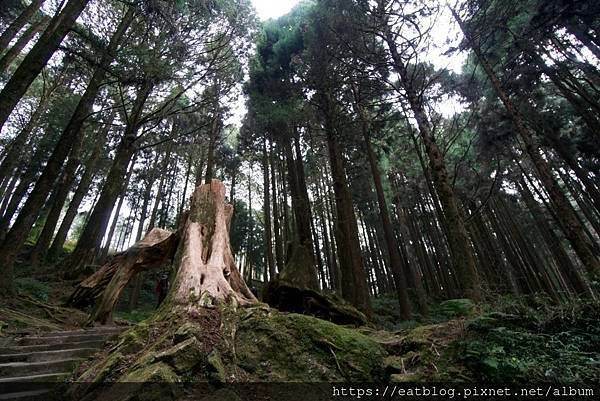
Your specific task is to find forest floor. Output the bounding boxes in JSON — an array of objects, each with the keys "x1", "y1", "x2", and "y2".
[{"x1": 1, "y1": 267, "x2": 599, "y2": 400}]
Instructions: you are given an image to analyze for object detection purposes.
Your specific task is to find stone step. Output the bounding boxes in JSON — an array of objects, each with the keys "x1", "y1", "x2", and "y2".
[
  {"x1": 0, "y1": 389, "x2": 53, "y2": 401},
  {"x1": 0, "y1": 348, "x2": 98, "y2": 364},
  {"x1": 17, "y1": 332, "x2": 119, "y2": 346},
  {"x1": 35, "y1": 326, "x2": 124, "y2": 338},
  {"x1": 0, "y1": 358, "x2": 84, "y2": 378},
  {"x1": 0, "y1": 340, "x2": 106, "y2": 354},
  {"x1": 0, "y1": 372, "x2": 70, "y2": 384}
]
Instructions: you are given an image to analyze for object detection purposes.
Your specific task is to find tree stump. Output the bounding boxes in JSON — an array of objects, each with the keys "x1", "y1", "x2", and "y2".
[
  {"x1": 67, "y1": 179, "x2": 256, "y2": 325},
  {"x1": 166, "y1": 179, "x2": 256, "y2": 310}
]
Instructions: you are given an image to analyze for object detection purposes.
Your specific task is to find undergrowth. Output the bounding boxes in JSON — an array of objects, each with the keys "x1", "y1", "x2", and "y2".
[
  {"x1": 459, "y1": 296, "x2": 600, "y2": 382},
  {"x1": 15, "y1": 277, "x2": 50, "y2": 302}
]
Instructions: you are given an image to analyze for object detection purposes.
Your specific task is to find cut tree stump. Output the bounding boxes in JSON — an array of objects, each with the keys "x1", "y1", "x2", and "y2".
[
  {"x1": 263, "y1": 278, "x2": 367, "y2": 326},
  {"x1": 262, "y1": 240, "x2": 366, "y2": 326},
  {"x1": 167, "y1": 179, "x2": 256, "y2": 309},
  {"x1": 67, "y1": 180, "x2": 256, "y2": 325}
]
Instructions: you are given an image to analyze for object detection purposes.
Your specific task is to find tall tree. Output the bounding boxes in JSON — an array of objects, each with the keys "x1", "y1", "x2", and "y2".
[{"x1": 0, "y1": 0, "x2": 90, "y2": 132}]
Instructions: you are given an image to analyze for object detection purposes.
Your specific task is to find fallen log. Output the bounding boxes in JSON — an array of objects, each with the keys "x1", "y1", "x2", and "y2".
[{"x1": 66, "y1": 228, "x2": 178, "y2": 322}]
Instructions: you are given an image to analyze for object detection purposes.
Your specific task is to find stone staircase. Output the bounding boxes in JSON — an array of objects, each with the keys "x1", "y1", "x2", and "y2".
[{"x1": 0, "y1": 326, "x2": 124, "y2": 400}]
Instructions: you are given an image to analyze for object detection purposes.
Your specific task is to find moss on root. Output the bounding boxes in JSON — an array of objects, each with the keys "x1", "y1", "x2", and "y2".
[
  {"x1": 232, "y1": 308, "x2": 386, "y2": 381},
  {"x1": 68, "y1": 296, "x2": 600, "y2": 400},
  {"x1": 72, "y1": 303, "x2": 388, "y2": 400}
]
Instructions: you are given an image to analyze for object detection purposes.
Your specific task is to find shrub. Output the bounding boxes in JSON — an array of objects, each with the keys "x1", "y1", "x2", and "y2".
[{"x1": 15, "y1": 277, "x2": 50, "y2": 302}]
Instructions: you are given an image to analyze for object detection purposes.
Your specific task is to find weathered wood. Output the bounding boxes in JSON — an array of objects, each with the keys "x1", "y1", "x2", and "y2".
[
  {"x1": 66, "y1": 229, "x2": 178, "y2": 318},
  {"x1": 69, "y1": 180, "x2": 257, "y2": 324},
  {"x1": 263, "y1": 278, "x2": 367, "y2": 326},
  {"x1": 169, "y1": 179, "x2": 256, "y2": 308}
]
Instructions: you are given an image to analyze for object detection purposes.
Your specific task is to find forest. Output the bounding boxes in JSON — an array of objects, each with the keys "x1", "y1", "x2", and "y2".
[{"x1": 0, "y1": 0, "x2": 599, "y2": 400}]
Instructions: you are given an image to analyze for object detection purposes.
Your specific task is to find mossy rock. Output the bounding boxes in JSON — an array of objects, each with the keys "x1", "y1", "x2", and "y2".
[
  {"x1": 131, "y1": 332, "x2": 173, "y2": 370},
  {"x1": 68, "y1": 351, "x2": 126, "y2": 400},
  {"x1": 206, "y1": 349, "x2": 226, "y2": 382},
  {"x1": 91, "y1": 362, "x2": 181, "y2": 401},
  {"x1": 174, "y1": 322, "x2": 202, "y2": 343},
  {"x1": 155, "y1": 337, "x2": 204, "y2": 373},
  {"x1": 390, "y1": 372, "x2": 421, "y2": 382},
  {"x1": 234, "y1": 308, "x2": 386, "y2": 381},
  {"x1": 383, "y1": 352, "x2": 420, "y2": 374},
  {"x1": 78, "y1": 351, "x2": 125, "y2": 384},
  {"x1": 121, "y1": 361, "x2": 180, "y2": 382},
  {"x1": 116, "y1": 323, "x2": 151, "y2": 354},
  {"x1": 75, "y1": 304, "x2": 388, "y2": 399}
]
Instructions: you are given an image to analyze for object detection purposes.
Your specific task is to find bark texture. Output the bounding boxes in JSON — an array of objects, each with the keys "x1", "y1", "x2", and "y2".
[
  {"x1": 0, "y1": 0, "x2": 89, "y2": 132},
  {"x1": 67, "y1": 228, "x2": 178, "y2": 324},
  {"x1": 169, "y1": 179, "x2": 256, "y2": 309}
]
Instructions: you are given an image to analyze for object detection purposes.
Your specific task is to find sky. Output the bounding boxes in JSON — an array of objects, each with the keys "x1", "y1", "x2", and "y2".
[{"x1": 251, "y1": 0, "x2": 301, "y2": 20}]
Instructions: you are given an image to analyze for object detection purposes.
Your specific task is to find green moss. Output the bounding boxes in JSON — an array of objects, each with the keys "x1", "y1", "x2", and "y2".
[
  {"x1": 234, "y1": 308, "x2": 386, "y2": 381},
  {"x1": 121, "y1": 362, "x2": 180, "y2": 382},
  {"x1": 174, "y1": 322, "x2": 202, "y2": 343},
  {"x1": 435, "y1": 299, "x2": 475, "y2": 319},
  {"x1": 207, "y1": 349, "x2": 226, "y2": 382},
  {"x1": 116, "y1": 323, "x2": 151, "y2": 354},
  {"x1": 91, "y1": 363, "x2": 182, "y2": 401},
  {"x1": 132, "y1": 332, "x2": 172, "y2": 370},
  {"x1": 390, "y1": 372, "x2": 420, "y2": 382},
  {"x1": 78, "y1": 351, "x2": 125, "y2": 384},
  {"x1": 156, "y1": 337, "x2": 204, "y2": 373}
]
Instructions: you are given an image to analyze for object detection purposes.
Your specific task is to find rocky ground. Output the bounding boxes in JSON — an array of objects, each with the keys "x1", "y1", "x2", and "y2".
[{"x1": 1, "y1": 277, "x2": 599, "y2": 401}]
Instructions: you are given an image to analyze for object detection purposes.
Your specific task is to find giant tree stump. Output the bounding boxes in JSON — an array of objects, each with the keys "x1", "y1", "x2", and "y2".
[
  {"x1": 68, "y1": 180, "x2": 256, "y2": 325},
  {"x1": 167, "y1": 179, "x2": 256, "y2": 310}
]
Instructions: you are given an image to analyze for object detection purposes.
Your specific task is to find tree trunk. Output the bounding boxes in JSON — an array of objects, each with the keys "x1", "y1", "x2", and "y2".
[
  {"x1": 178, "y1": 150, "x2": 193, "y2": 220},
  {"x1": 518, "y1": 178, "x2": 593, "y2": 297},
  {"x1": 0, "y1": 69, "x2": 57, "y2": 187},
  {"x1": 0, "y1": 126, "x2": 56, "y2": 241},
  {"x1": 382, "y1": 24, "x2": 481, "y2": 301},
  {"x1": 147, "y1": 142, "x2": 173, "y2": 231},
  {"x1": 0, "y1": 0, "x2": 90, "y2": 132},
  {"x1": 47, "y1": 115, "x2": 111, "y2": 260},
  {"x1": 262, "y1": 138, "x2": 275, "y2": 282},
  {"x1": 356, "y1": 104, "x2": 412, "y2": 318},
  {"x1": 98, "y1": 156, "x2": 137, "y2": 263},
  {"x1": 323, "y1": 98, "x2": 372, "y2": 317},
  {"x1": 277, "y1": 131, "x2": 319, "y2": 289},
  {"x1": 0, "y1": 5, "x2": 134, "y2": 296},
  {"x1": 76, "y1": 228, "x2": 179, "y2": 323},
  {"x1": 204, "y1": 113, "x2": 220, "y2": 185},
  {"x1": 0, "y1": 15, "x2": 49, "y2": 74},
  {"x1": 159, "y1": 160, "x2": 178, "y2": 228},
  {"x1": 0, "y1": 173, "x2": 17, "y2": 217},
  {"x1": 452, "y1": 9, "x2": 600, "y2": 279},
  {"x1": 70, "y1": 181, "x2": 257, "y2": 328},
  {"x1": 66, "y1": 80, "x2": 152, "y2": 274},
  {"x1": 169, "y1": 180, "x2": 256, "y2": 310},
  {"x1": 29, "y1": 133, "x2": 85, "y2": 267},
  {"x1": 0, "y1": 0, "x2": 45, "y2": 54},
  {"x1": 269, "y1": 142, "x2": 283, "y2": 275}
]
